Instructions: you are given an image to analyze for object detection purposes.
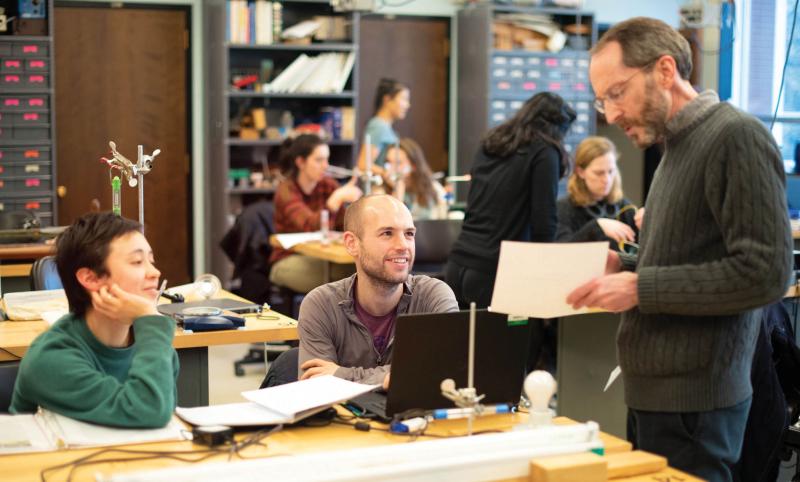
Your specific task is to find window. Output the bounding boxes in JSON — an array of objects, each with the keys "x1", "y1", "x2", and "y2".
[{"x1": 732, "y1": 0, "x2": 800, "y2": 169}]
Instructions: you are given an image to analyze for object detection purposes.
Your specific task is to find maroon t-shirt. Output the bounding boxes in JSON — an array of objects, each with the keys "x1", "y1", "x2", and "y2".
[{"x1": 353, "y1": 289, "x2": 397, "y2": 357}]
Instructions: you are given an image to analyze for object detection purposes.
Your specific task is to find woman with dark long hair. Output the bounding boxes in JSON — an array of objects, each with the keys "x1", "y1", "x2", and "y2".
[
  {"x1": 385, "y1": 138, "x2": 448, "y2": 219},
  {"x1": 357, "y1": 78, "x2": 410, "y2": 176},
  {"x1": 445, "y1": 92, "x2": 576, "y2": 308},
  {"x1": 270, "y1": 134, "x2": 362, "y2": 293}
]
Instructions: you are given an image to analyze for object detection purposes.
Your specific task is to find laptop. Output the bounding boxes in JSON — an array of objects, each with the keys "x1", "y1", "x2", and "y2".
[{"x1": 349, "y1": 310, "x2": 532, "y2": 421}]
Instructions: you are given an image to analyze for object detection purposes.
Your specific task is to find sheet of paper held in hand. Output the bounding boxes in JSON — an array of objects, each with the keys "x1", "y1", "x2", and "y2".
[{"x1": 490, "y1": 241, "x2": 608, "y2": 319}]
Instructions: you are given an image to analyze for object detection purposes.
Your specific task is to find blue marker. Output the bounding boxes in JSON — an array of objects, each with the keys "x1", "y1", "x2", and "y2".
[{"x1": 432, "y1": 404, "x2": 511, "y2": 420}]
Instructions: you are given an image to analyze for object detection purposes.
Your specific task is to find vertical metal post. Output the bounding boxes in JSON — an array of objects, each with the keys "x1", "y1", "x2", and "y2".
[{"x1": 137, "y1": 145, "x2": 144, "y2": 232}]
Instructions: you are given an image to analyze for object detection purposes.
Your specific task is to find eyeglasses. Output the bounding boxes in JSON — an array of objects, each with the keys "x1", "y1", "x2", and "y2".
[{"x1": 593, "y1": 62, "x2": 655, "y2": 114}]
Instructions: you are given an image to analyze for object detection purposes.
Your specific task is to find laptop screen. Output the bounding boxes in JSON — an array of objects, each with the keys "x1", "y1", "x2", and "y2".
[{"x1": 385, "y1": 310, "x2": 532, "y2": 417}]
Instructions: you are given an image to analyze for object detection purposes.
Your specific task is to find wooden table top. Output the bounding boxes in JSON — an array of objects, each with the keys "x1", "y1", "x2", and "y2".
[
  {"x1": 0, "y1": 413, "x2": 701, "y2": 482},
  {"x1": 0, "y1": 242, "x2": 55, "y2": 260},
  {"x1": 0, "y1": 291, "x2": 298, "y2": 362},
  {"x1": 291, "y1": 240, "x2": 354, "y2": 264},
  {"x1": 270, "y1": 234, "x2": 354, "y2": 265}
]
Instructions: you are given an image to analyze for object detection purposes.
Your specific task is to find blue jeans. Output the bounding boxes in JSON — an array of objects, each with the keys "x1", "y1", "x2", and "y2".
[{"x1": 627, "y1": 398, "x2": 752, "y2": 482}]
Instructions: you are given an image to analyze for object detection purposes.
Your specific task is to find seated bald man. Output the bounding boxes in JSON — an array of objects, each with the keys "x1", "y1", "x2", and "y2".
[{"x1": 298, "y1": 194, "x2": 459, "y2": 388}]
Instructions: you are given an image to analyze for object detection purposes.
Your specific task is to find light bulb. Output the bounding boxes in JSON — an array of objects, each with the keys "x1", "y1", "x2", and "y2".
[{"x1": 523, "y1": 370, "x2": 556, "y2": 427}]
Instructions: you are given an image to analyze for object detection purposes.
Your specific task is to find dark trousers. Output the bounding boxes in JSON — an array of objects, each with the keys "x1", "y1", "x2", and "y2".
[
  {"x1": 627, "y1": 398, "x2": 751, "y2": 482},
  {"x1": 444, "y1": 260, "x2": 495, "y2": 309}
]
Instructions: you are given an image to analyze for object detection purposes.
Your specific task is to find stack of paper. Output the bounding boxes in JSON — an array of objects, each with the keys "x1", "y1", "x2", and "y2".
[
  {"x1": 0, "y1": 410, "x2": 185, "y2": 454},
  {"x1": 490, "y1": 241, "x2": 608, "y2": 319},
  {"x1": 176, "y1": 376, "x2": 378, "y2": 427},
  {"x1": 2, "y1": 289, "x2": 68, "y2": 321}
]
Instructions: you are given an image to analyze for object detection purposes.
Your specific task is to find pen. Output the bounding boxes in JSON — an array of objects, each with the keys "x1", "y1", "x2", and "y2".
[
  {"x1": 431, "y1": 404, "x2": 511, "y2": 420},
  {"x1": 156, "y1": 279, "x2": 167, "y2": 302}
]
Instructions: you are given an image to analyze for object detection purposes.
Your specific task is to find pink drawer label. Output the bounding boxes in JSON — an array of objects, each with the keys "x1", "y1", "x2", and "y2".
[
  {"x1": 549, "y1": 82, "x2": 562, "y2": 90},
  {"x1": 523, "y1": 82, "x2": 536, "y2": 91},
  {"x1": 25, "y1": 201, "x2": 40, "y2": 210},
  {"x1": 28, "y1": 98, "x2": 44, "y2": 106},
  {"x1": 4, "y1": 60, "x2": 20, "y2": 68},
  {"x1": 24, "y1": 150, "x2": 40, "y2": 158},
  {"x1": 29, "y1": 75, "x2": 44, "y2": 83},
  {"x1": 4, "y1": 75, "x2": 20, "y2": 83},
  {"x1": 545, "y1": 58, "x2": 558, "y2": 67},
  {"x1": 23, "y1": 113, "x2": 39, "y2": 121},
  {"x1": 25, "y1": 178, "x2": 41, "y2": 187},
  {"x1": 4, "y1": 99, "x2": 20, "y2": 106},
  {"x1": 22, "y1": 45, "x2": 39, "y2": 54},
  {"x1": 28, "y1": 60, "x2": 45, "y2": 68}
]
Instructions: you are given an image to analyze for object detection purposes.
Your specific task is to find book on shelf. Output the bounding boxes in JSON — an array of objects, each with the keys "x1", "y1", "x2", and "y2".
[
  {"x1": 176, "y1": 375, "x2": 378, "y2": 427},
  {"x1": 0, "y1": 410, "x2": 186, "y2": 455},
  {"x1": 227, "y1": 0, "x2": 280, "y2": 45},
  {"x1": 264, "y1": 52, "x2": 354, "y2": 94}
]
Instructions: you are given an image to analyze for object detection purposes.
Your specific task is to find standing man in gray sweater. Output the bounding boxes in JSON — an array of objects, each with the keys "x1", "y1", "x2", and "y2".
[{"x1": 567, "y1": 17, "x2": 791, "y2": 481}]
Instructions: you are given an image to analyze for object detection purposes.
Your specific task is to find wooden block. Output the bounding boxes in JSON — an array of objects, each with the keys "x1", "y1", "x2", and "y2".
[
  {"x1": 252, "y1": 108, "x2": 267, "y2": 130},
  {"x1": 239, "y1": 128, "x2": 260, "y2": 140},
  {"x1": 529, "y1": 452, "x2": 607, "y2": 482},
  {"x1": 606, "y1": 450, "x2": 667, "y2": 479}
]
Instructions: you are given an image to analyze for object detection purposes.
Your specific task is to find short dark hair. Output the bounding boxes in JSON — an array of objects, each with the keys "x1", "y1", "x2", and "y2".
[
  {"x1": 481, "y1": 92, "x2": 576, "y2": 177},
  {"x1": 593, "y1": 17, "x2": 693, "y2": 81},
  {"x1": 373, "y1": 78, "x2": 408, "y2": 114},
  {"x1": 56, "y1": 212, "x2": 142, "y2": 318},
  {"x1": 279, "y1": 134, "x2": 326, "y2": 178}
]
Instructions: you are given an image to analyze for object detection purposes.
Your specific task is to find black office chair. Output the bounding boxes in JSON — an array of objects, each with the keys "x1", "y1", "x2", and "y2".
[
  {"x1": 221, "y1": 200, "x2": 299, "y2": 376},
  {"x1": 29, "y1": 255, "x2": 62, "y2": 291},
  {"x1": 259, "y1": 347, "x2": 299, "y2": 389},
  {"x1": 411, "y1": 218, "x2": 462, "y2": 279},
  {"x1": 0, "y1": 361, "x2": 21, "y2": 413}
]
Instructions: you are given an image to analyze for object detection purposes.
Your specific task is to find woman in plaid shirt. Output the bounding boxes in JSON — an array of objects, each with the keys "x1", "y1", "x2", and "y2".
[{"x1": 269, "y1": 134, "x2": 363, "y2": 293}]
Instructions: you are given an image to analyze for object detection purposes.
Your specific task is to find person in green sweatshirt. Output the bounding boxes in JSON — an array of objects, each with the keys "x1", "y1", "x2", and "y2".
[{"x1": 10, "y1": 212, "x2": 179, "y2": 428}]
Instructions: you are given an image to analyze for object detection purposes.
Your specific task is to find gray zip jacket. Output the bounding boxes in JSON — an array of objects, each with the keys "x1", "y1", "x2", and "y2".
[{"x1": 298, "y1": 274, "x2": 459, "y2": 385}]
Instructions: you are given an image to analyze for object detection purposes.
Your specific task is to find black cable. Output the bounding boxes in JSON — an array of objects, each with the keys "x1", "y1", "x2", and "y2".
[
  {"x1": 40, "y1": 425, "x2": 284, "y2": 482},
  {"x1": 771, "y1": 0, "x2": 799, "y2": 130},
  {"x1": 379, "y1": 0, "x2": 417, "y2": 7}
]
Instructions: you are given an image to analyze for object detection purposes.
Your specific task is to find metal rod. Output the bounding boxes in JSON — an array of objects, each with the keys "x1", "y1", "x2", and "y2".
[
  {"x1": 364, "y1": 134, "x2": 372, "y2": 195},
  {"x1": 137, "y1": 145, "x2": 144, "y2": 232},
  {"x1": 468, "y1": 302, "x2": 476, "y2": 390}
]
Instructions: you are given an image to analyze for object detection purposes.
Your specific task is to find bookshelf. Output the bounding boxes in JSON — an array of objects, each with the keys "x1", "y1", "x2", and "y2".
[
  {"x1": 456, "y1": 4, "x2": 597, "y2": 197},
  {"x1": 0, "y1": 0, "x2": 57, "y2": 227},
  {"x1": 207, "y1": 0, "x2": 361, "y2": 280}
]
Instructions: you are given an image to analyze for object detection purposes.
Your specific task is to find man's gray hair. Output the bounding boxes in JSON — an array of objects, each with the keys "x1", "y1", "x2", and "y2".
[{"x1": 592, "y1": 17, "x2": 693, "y2": 81}]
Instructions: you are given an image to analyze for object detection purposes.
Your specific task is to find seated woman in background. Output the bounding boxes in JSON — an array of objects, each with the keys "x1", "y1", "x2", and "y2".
[
  {"x1": 11, "y1": 212, "x2": 178, "y2": 428},
  {"x1": 556, "y1": 136, "x2": 638, "y2": 249},
  {"x1": 270, "y1": 134, "x2": 362, "y2": 294},
  {"x1": 385, "y1": 138, "x2": 448, "y2": 220}
]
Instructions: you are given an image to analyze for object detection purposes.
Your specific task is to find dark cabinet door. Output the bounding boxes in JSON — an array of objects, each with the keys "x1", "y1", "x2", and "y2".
[{"x1": 55, "y1": 4, "x2": 192, "y2": 284}]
